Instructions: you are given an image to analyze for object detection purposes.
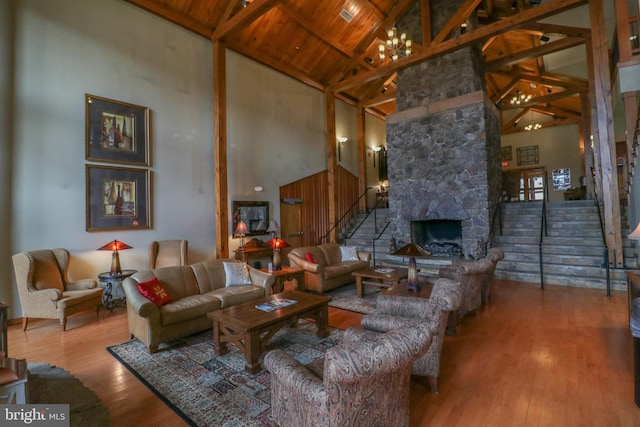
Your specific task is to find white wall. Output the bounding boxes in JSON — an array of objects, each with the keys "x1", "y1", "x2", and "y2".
[
  {"x1": 501, "y1": 124, "x2": 583, "y2": 202},
  {"x1": 6, "y1": 0, "x2": 386, "y2": 317}
]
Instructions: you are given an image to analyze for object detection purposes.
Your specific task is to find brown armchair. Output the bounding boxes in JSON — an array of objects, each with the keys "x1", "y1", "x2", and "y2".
[
  {"x1": 360, "y1": 277, "x2": 462, "y2": 392},
  {"x1": 264, "y1": 321, "x2": 433, "y2": 427},
  {"x1": 148, "y1": 240, "x2": 188, "y2": 269},
  {"x1": 12, "y1": 248, "x2": 103, "y2": 331}
]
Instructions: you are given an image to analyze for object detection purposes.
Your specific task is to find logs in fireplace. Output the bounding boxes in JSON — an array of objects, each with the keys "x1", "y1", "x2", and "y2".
[{"x1": 411, "y1": 219, "x2": 462, "y2": 257}]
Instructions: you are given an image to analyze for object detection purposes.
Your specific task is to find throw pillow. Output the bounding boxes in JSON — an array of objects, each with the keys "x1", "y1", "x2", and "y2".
[
  {"x1": 137, "y1": 277, "x2": 173, "y2": 306},
  {"x1": 305, "y1": 252, "x2": 317, "y2": 264},
  {"x1": 340, "y1": 245, "x2": 359, "y2": 261},
  {"x1": 223, "y1": 261, "x2": 253, "y2": 286}
]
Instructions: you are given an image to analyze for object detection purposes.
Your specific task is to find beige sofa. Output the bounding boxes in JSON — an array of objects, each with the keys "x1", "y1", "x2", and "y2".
[
  {"x1": 287, "y1": 243, "x2": 370, "y2": 294},
  {"x1": 122, "y1": 259, "x2": 274, "y2": 353}
]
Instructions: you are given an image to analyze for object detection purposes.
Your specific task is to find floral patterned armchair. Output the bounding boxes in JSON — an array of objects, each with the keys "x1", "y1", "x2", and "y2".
[
  {"x1": 263, "y1": 321, "x2": 433, "y2": 427},
  {"x1": 439, "y1": 258, "x2": 492, "y2": 324},
  {"x1": 360, "y1": 277, "x2": 462, "y2": 392}
]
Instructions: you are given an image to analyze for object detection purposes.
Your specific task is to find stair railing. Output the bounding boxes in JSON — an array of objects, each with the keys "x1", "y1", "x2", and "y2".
[
  {"x1": 344, "y1": 194, "x2": 388, "y2": 240},
  {"x1": 371, "y1": 220, "x2": 392, "y2": 265},
  {"x1": 490, "y1": 194, "x2": 504, "y2": 237},
  {"x1": 538, "y1": 174, "x2": 548, "y2": 290},
  {"x1": 320, "y1": 187, "x2": 373, "y2": 244},
  {"x1": 591, "y1": 171, "x2": 611, "y2": 296}
]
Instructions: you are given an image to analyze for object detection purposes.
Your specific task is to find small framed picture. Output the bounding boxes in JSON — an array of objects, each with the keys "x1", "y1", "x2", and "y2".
[
  {"x1": 85, "y1": 94, "x2": 150, "y2": 166},
  {"x1": 86, "y1": 165, "x2": 152, "y2": 231}
]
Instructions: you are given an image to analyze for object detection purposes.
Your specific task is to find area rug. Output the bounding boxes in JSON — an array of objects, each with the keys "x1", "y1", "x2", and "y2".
[
  {"x1": 325, "y1": 282, "x2": 380, "y2": 314},
  {"x1": 106, "y1": 321, "x2": 343, "y2": 426},
  {"x1": 27, "y1": 362, "x2": 110, "y2": 427}
]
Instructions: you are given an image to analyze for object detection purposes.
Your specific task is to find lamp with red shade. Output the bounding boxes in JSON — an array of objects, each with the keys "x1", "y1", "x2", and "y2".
[
  {"x1": 97, "y1": 239, "x2": 133, "y2": 276},
  {"x1": 265, "y1": 237, "x2": 289, "y2": 271}
]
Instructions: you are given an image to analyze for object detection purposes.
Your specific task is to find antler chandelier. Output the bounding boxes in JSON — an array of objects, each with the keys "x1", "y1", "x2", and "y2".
[{"x1": 378, "y1": 27, "x2": 412, "y2": 62}]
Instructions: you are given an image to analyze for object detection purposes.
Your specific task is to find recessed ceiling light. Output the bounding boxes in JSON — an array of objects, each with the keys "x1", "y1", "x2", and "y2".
[{"x1": 340, "y1": 9, "x2": 353, "y2": 23}]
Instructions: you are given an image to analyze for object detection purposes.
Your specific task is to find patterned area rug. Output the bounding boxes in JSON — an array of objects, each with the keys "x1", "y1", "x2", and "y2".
[
  {"x1": 107, "y1": 321, "x2": 343, "y2": 426},
  {"x1": 325, "y1": 282, "x2": 381, "y2": 314},
  {"x1": 28, "y1": 363, "x2": 110, "y2": 427}
]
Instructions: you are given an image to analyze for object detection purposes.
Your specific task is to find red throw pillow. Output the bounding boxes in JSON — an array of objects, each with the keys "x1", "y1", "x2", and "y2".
[
  {"x1": 305, "y1": 252, "x2": 317, "y2": 264},
  {"x1": 137, "y1": 277, "x2": 173, "y2": 306}
]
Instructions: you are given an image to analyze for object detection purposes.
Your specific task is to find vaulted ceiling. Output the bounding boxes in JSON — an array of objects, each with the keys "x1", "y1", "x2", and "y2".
[{"x1": 126, "y1": 0, "x2": 596, "y2": 133}]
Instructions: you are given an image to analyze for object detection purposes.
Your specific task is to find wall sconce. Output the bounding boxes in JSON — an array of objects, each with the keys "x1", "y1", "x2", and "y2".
[
  {"x1": 373, "y1": 145, "x2": 384, "y2": 167},
  {"x1": 337, "y1": 137, "x2": 349, "y2": 161}
]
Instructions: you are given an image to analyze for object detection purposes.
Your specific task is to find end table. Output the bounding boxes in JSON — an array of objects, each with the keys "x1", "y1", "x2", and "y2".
[
  {"x1": 98, "y1": 270, "x2": 136, "y2": 310},
  {"x1": 260, "y1": 266, "x2": 306, "y2": 293}
]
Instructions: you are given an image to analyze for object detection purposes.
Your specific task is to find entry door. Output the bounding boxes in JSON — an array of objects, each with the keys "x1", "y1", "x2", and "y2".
[
  {"x1": 280, "y1": 201, "x2": 304, "y2": 260},
  {"x1": 520, "y1": 168, "x2": 546, "y2": 201}
]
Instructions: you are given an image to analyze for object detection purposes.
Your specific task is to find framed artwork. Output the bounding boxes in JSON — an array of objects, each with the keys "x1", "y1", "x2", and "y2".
[
  {"x1": 501, "y1": 146, "x2": 512, "y2": 161},
  {"x1": 86, "y1": 165, "x2": 151, "y2": 231},
  {"x1": 85, "y1": 94, "x2": 150, "y2": 166},
  {"x1": 517, "y1": 145, "x2": 539, "y2": 166}
]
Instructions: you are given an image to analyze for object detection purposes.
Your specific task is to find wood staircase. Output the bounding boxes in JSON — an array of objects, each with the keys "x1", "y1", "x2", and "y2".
[{"x1": 492, "y1": 200, "x2": 634, "y2": 292}]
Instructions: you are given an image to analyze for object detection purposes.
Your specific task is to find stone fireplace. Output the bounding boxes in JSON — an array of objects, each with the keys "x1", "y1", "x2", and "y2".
[
  {"x1": 386, "y1": 0, "x2": 502, "y2": 259},
  {"x1": 412, "y1": 219, "x2": 462, "y2": 257}
]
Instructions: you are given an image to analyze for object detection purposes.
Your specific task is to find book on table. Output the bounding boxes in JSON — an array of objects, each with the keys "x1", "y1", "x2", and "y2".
[{"x1": 255, "y1": 297, "x2": 297, "y2": 312}]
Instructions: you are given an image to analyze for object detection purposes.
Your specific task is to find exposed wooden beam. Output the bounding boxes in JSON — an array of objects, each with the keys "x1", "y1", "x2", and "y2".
[
  {"x1": 492, "y1": 75, "x2": 520, "y2": 104},
  {"x1": 215, "y1": 0, "x2": 242, "y2": 29},
  {"x1": 360, "y1": 91, "x2": 396, "y2": 108},
  {"x1": 500, "y1": 88, "x2": 582, "y2": 109},
  {"x1": 501, "y1": 107, "x2": 529, "y2": 130},
  {"x1": 501, "y1": 117, "x2": 578, "y2": 134},
  {"x1": 433, "y1": 0, "x2": 482, "y2": 44},
  {"x1": 357, "y1": 108, "x2": 367, "y2": 212},
  {"x1": 485, "y1": 36, "x2": 586, "y2": 71},
  {"x1": 213, "y1": 39, "x2": 228, "y2": 259},
  {"x1": 521, "y1": 22, "x2": 591, "y2": 38},
  {"x1": 421, "y1": 0, "x2": 432, "y2": 46},
  {"x1": 213, "y1": 0, "x2": 279, "y2": 40},
  {"x1": 330, "y1": 0, "x2": 589, "y2": 93},
  {"x1": 125, "y1": 0, "x2": 214, "y2": 38},
  {"x1": 531, "y1": 104, "x2": 581, "y2": 119},
  {"x1": 325, "y1": 90, "x2": 338, "y2": 244}
]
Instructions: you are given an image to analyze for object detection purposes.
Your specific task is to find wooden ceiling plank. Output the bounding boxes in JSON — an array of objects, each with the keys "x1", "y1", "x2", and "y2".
[
  {"x1": 278, "y1": 1, "x2": 352, "y2": 57},
  {"x1": 213, "y1": 0, "x2": 280, "y2": 40},
  {"x1": 485, "y1": 36, "x2": 586, "y2": 72},
  {"x1": 331, "y1": 0, "x2": 589, "y2": 93},
  {"x1": 125, "y1": 0, "x2": 214, "y2": 38},
  {"x1": 482, "y1": 35, "x2": 498, "y2": 52},
  {"x1": 433, "y1": 0, "x2": 482, "y2": 44}
]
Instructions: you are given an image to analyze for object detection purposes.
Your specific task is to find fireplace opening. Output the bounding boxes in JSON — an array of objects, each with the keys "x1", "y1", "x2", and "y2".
[{"x1": 411, "y1": 219, "x2": 462, "y2": 257}]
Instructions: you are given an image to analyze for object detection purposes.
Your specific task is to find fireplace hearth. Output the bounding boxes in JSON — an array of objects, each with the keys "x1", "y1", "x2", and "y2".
[{"x1": 411, "y1": 219, "x2": 462, "y2": 257}]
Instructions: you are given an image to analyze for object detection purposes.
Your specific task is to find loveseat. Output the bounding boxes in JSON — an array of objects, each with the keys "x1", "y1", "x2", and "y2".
[
  {"x1": 122, "y1": 259, "x2": 274, "y2": 353},
  {"x1": 287, "y1": 243, "x2": 370, "y2": 294}
]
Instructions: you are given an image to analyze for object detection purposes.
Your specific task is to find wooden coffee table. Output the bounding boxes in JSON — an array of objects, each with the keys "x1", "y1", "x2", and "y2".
[
  {"x1": 352, "y1": 266, "x2": 408, "y2": 297},
  {"x1": 207, "y1": 290, "x2": 331, "y2": 374}
]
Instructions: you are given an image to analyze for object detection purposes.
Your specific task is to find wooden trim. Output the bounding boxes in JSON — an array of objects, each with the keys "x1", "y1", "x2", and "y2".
[
  {"x1": 388, "y1": 91, "x2": 497, "y2": 124},
  {"x1": 214, "y1": 40, "x2": 229, "y2": 259}
]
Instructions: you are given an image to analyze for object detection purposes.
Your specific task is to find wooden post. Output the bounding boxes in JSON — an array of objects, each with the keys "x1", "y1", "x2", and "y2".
[
  {"x1": 213, "y1": 39, "x2": 229, "y2": 259},
  {"x1": 615, "y1": 0, "x2": 632, "y2": 62},
  {"x1": 589, "y1": 0, "x2": 624, "y2": 268},
  {"x1": 325, "y1": 90, "x2": 338, "y2": 243},
  {"x1": 357, "y1": 108, "x2": 367, "y2": 212}
]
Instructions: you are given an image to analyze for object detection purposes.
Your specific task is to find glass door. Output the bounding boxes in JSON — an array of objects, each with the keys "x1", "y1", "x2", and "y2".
[{"x1": 519, "y1": 168, "x2": 546, "y2": 201}]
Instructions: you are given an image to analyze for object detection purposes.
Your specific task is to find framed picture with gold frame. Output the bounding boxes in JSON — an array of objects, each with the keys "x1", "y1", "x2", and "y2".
[
  {"x1": 86, "y1": 165, "x2": 152, "y2": 231},
  {"x1": 85, "y1": 94, "x2": 150, "y2": 166}
]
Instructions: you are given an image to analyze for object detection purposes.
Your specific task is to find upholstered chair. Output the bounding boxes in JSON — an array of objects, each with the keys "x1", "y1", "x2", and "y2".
[
  {"x1": 483, "y1": 247, "x2": 505, "y2": 304},
  {"x1": 438, "y1": 258, "x2": 492, "y2": 325},
  {"x1": 12, "y1": 248, "x2": 103, "y2": 331},
  {"x1": 360, "y1": 277, "x2": 462, "y2": 392},
  {"x1": 148, "y1": 240, "x2": 188, "y2": 269},
  {"x1": 264, "y1": 321, "x2": 433, "y2": 427}
]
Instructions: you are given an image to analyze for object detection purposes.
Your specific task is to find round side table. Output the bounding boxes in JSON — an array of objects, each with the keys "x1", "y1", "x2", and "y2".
[{"x1": 98, "y1": 270, "x2": 136, "y2": 310}]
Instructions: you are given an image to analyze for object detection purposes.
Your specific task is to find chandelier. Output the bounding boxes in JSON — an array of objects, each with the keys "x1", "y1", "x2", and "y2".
[
  {"x1": 510, "y1": 91, "x2": 533, "y2": 106},
  {"x1": 524, "y1": 111, "x2": 542, "y2": 131},
  {"x1": 378, "y1": 27, "x2": 412, "y2": 62}
]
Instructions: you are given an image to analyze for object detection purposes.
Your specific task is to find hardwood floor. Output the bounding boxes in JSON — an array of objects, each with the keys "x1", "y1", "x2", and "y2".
[{"x1": 7, "y1": 280, "x2": 640, "y2": 426}]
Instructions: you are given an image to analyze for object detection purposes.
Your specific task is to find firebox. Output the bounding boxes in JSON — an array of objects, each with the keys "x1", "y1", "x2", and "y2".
[{"x1": 411, "y1": 219, "x2": 462, "y2": 257}]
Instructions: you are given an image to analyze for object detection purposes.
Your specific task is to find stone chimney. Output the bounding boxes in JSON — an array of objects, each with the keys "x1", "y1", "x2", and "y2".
[{"x1": 386, "y1": 0, "x2": 502, "y2": 259}]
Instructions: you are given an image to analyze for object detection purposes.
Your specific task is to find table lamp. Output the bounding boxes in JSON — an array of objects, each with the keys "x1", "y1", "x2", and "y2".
[
  {"x1": 97, "y1": 239, "x2": 133, "y2": 276},
  {"x1": 265, "y1": 237, "x2": 289, "y2": 271},
  {"x1": 235, "y1": 220, "x2": 249, "y2": 251},
  {"x1": 266, "y1": 220, "x2": 280, "y2": 238},
  {"x1": 392, "y1": 243, "x2": 431, "y2": 291}
]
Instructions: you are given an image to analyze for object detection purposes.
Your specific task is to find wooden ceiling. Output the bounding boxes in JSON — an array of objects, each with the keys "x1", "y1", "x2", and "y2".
[{"x1": 126, "y1": 0, "x2": 591, "y2": 132}]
